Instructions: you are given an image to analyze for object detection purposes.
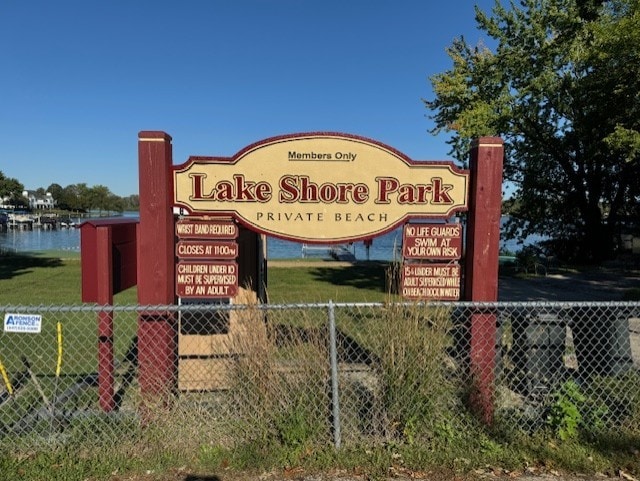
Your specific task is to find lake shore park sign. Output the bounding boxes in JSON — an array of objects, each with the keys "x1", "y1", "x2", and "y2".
[
  {"x1": 173, "y1": 132, "x2": 469, "y2": 243},
  {"x1": 115, "y1": 131, "x2": 502, "y2": 425}
]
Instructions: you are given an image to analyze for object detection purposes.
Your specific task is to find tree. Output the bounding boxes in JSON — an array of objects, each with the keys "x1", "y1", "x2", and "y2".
[
  {"x1": 0, "y1": 171, "x2": 25, "y2": 208},
  {"x1": 47, "y1": 183, "x2": 64, "y2": 205},
  {"x1": 87, "y1": 185, "x2": 111, "y2": 213},
  {"x1": 121, "y1": 194, "x2": 139, "y2": 211},
  {"x1": 425, "y1": 0, "x2": 640, "y2": 262},
  {"x1": 87, "y1": 185, "x2": 124, "y2": 213},
  {"x1": 57, "y1": 183, "x2": 92, "y2": 212}
]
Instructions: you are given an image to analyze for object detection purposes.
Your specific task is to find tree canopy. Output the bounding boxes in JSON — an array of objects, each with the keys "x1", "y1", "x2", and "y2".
[
  {"x1": 50, "y1": 182, "x2": 136, "y2": 213},
  {"x1": 426, "y1": 0, "x2": 640, "y2": 262},
  {"x1": 0, "y1": 171, "x2": 25, "y2": 207},
  {"x1": 0, "y1": 170, "x2": 137, "y2": 213}
]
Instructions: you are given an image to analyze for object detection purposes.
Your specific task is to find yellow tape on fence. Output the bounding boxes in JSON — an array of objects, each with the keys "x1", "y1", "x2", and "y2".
[
  {"x1": 0, "y1": 356, "x2": 13, "y2": 395},
  {"x1": 56, "y1": 321, "x2": 63, "y2": 378}
]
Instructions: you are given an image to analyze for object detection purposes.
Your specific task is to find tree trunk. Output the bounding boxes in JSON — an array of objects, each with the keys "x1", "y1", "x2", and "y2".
[{"x1": 582, "y1": 212, "x2": 615, "y2": 263}]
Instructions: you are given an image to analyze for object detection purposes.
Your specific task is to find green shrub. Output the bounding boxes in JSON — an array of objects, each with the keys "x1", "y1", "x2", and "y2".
[
  {"x1": 546, "y1": 380, "x2": 585, "y2": 440},
  {"x1": 545, "y1": 380, "x2": 610, "y2": 441}
]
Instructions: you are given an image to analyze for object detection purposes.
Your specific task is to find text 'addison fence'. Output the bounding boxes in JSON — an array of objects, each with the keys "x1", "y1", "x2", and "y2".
[{"x1": 0, "y1": 302, "x2": 638, "y2": 450}]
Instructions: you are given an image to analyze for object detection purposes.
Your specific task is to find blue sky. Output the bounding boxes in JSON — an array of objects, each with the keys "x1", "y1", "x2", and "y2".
[{"x1": 0, "y1": 1, "x2": 496, "y2": 197}]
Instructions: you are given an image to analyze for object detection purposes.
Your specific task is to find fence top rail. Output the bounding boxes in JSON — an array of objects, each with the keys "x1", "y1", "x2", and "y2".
[{"x1": 1, "y1": 300, "x2": 640, "y2": 313}]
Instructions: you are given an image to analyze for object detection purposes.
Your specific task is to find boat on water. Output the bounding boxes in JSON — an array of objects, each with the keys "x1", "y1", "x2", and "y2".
[{"x1": 0, "y1": 208, "x2": 126, "y2": 232}]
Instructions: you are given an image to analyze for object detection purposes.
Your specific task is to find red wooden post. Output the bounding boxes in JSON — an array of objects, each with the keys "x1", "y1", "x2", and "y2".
[
  {"x1": 464, "y1": 137, "x2": 504, "y2": 424},
  {"x1": 137, "y1": 131, "x2": 177, "y2": 401},
  {"x1": 96, "y1": 226, "x2": 115, "y2": 412}
]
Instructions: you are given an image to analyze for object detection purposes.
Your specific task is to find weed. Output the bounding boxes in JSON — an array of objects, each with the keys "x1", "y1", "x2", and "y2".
[
  {"x1": 546, "y1": 380, "x2": 584, "y2": 440},
  {"x1": 374, "y1": 304, "x2": 459, "y2": 444},
  {"x1": 228, "y1": 307, "x2": 330, "y2": 462},
  {"x1": 545, "y1": 380, "x2": 609, "y2": 441},
  {"x1": 585, "y1": 371, "x2": 640, "y2": 436}
]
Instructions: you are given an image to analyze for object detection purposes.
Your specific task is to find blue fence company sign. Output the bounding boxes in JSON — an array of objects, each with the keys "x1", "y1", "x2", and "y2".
[{"x1": 3, "y1": 313, "x2": 42, "y2": 333}]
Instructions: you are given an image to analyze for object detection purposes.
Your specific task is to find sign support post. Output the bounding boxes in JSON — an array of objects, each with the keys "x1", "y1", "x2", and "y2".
[
  {"x1": 137, "y1": 131, "x2": 177, "y2": 402},
  {"x1": 464, "y1": 137, "x2": 504, "y2": 424},
  {"x1": 96, "y1": 226, "x2": 115, "y2": 412},
  {"x1": 81, "y1": 218, "x2": 138, "y2": 412}
]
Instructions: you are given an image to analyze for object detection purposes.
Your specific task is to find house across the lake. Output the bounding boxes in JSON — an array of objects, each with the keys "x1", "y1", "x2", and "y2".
[
  {"x1": 1, "y1": 190, "x2": 56, "y2": 210},
  {"x1": 22, "y1": 190, "x2": 56, "y2": 210}
]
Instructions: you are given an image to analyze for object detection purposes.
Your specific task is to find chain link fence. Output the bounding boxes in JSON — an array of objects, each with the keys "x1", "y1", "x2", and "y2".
[{"x1": 0, "y1": 301, "x2": 639, "y2": 451}]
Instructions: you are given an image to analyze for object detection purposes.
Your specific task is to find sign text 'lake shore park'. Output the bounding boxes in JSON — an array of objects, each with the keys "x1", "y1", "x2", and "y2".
[{"x1": 173, "y1": 133, "x2": 469, "y2": 243}]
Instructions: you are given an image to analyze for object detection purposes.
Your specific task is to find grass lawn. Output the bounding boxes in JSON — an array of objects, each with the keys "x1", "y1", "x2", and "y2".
[
  {"x1": 1, "y1": 252, "x2": 394, "y2": 305},
  {"x1": 0, "y1": 251, "x2": 137, "y2": 305},
  {"x1": 1, "y1": 251, "x2": 82, "y2": 304},
  {"x1": 0, "y1": 251, "x2": 137, "y2": 381},
  {"x1": 0, "y1": 252, "x2": 393, "y2": 378},
  {"x1": 266, "y1": 260, "x2": 395, "y2": 303}
]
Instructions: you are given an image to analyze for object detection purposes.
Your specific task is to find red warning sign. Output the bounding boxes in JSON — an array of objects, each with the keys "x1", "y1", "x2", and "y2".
[
  {"x1": 176, "y1": 261, "x2": 239, "y2": 298},
  {"x1": 176, "y1": 240, "x2": 238, "y2": 260},
  {"x1": 175, "y1": 219, "x2": 238, "y2": 239},
  {"x1": 403, "y1": 223, "x2": 462, "y2": 260},
  {"x1": 401, "y1": 263, "x2": 461, "y2": 301}
]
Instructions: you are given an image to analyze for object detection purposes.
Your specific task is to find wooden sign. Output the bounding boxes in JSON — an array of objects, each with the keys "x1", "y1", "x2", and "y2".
[
  {"x1": 176, "y1": 261, "x2": 239, "y2": 298},
  {"x1": 176, "y1": 240, "x2": 238, "y2": 259},
  {"x1": 403, "y1": 223, "x2": 462, "y2": 260},
  {"x1": 401, "y1": 263, "x2": 461, "y2": 301},
  {"x1": 173, "y1": 133, "x2": 469, "y2": 243},
  {"x1": 136, "y1": 131, "x2": 502, "y2": 423},
  {"x1": 175, "y1": 218, "x2": 238, "y2": 239}
]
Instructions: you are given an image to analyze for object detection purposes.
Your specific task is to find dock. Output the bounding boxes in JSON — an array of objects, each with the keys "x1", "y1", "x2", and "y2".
[
  {"x1": 0, "y1": 213, "x2": 78, "y2": 232},
  {"x1": 301, "y1": 243, "x2": 357, "y2": 262}
]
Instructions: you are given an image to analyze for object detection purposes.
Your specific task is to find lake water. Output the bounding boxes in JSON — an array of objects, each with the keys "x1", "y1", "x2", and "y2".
[
  {"x1": 0, "y1": 215, "x2": 537, "y2": 260},
  {"x1": 0, "y1": 223, "x2": 404, "y2": 261}
]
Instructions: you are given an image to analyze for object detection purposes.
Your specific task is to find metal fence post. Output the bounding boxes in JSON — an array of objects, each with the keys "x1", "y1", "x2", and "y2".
[{"x1": 328, "y1": 300, "x2": 341, "y2": 449}]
